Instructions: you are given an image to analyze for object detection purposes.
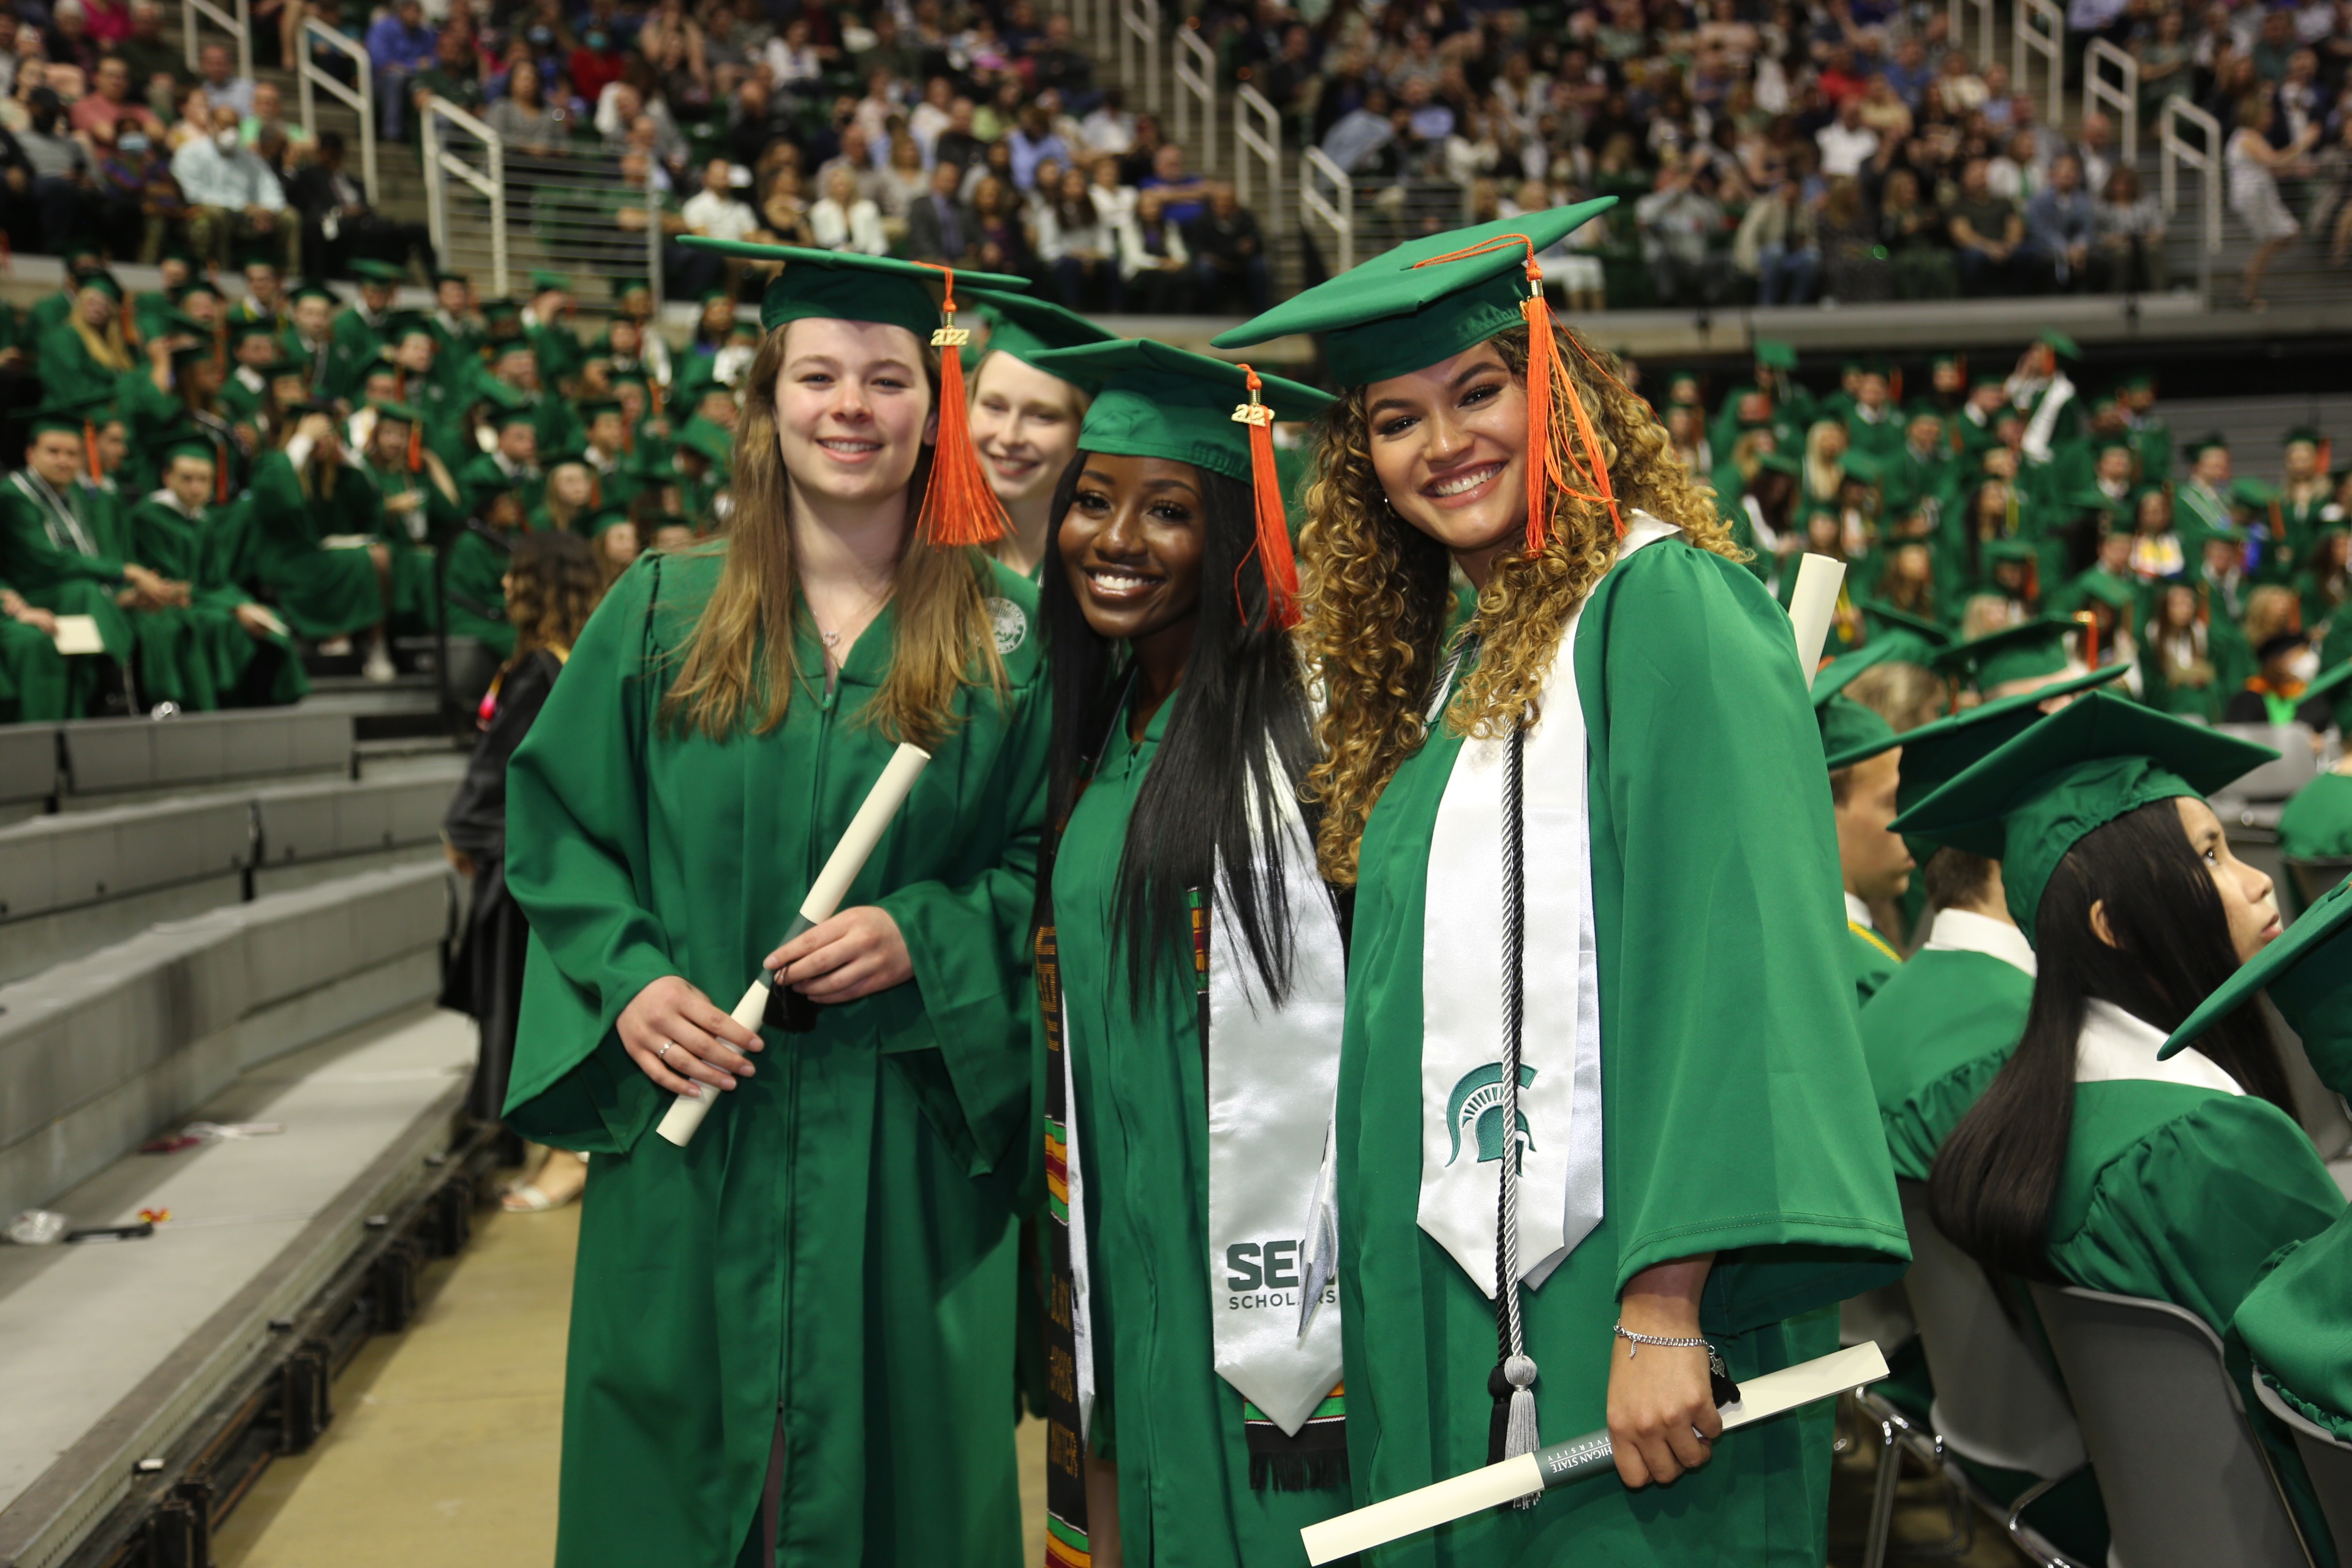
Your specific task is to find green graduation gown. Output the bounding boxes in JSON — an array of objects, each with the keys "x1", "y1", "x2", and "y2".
[
  {"x1": 2280, "y1": 772, "x2": 2352, "y2": 862},
  {"x1": 440, "y1": 519, "x2": 517, "y2": 657},
  {"x1": 247, "y1": 447, "x2": 385, "y2": 639},
  {"x1": 0, "y1": 589, "x2": 69, "y2": 719},
  {"x1": 1335, "y1": 538, "x2": 1909, "y2": 1566},
  {"x1": 327, "y1": 306, "x2": 394, "y2": 401},
  {"x1": 34, "y1": 320, "x2": 137, "y2": 408},
  {"x1": 503, "y1": 547, "x2": 1049, "y2": 1568},
  {"x1": 1846, "y1": 899, "x2": 1902, "y2": 1008},
  {"x1": 1858, "y1": 911, "x2": 2035, "y2": 1181},
  {"x1": 0, "y1": 470, "x2": 151, "y2": 699},
  {"x1": 2234, "y1": 1208, "x2": 2352, "y2": 1445},
  {"x1": 128, "y1": 492, "x2": 307, "y2": 707},
  {"x1": 1055, "y1": 691, "x2": 1351, "y2": 1565},
  {"x1": 2050, "y1": 1003, "x2": 2347, "y2": 1567}
]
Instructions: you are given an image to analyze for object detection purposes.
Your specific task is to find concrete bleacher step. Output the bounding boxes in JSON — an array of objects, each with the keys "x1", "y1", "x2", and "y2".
[
  {"x1": 0, "y1": 1005, "x2": 481, "y2": 1568},
  {"x1": 0, "y1": 859, "x2": 458, "y2": 1226}
]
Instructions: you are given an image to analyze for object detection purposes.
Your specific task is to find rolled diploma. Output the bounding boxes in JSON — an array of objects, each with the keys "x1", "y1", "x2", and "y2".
[
  {"x1": 1786, "y1": 553, "x2": 1847, "y2": 690},
  {"x1": 1299, "y1": 1341, "x2": 1888, "y2": 1566},
  {"x1": 654, "y1": 742, "x2": 933, "y2": 1147}
]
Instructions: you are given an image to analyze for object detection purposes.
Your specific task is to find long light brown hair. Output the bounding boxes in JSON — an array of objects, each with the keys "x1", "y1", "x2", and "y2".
[
  {"x1": 1300, "y1": 322, "x2": 1741, "y2": 886},
  {"x1": 660, "y1": 323, "x2": 1008, "y2": 745}
]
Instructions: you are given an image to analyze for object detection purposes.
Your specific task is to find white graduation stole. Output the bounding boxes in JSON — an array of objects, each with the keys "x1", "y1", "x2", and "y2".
[
  {"x1": 1204, "y1": 774, "x2": 1349, "y2": 1436},
  {"x1": 1417, "y1": 513, "x2": 1679, "y2": 1296},
  {"x1": 15, "y1": 470, "x2": 95, "y2": 557}
]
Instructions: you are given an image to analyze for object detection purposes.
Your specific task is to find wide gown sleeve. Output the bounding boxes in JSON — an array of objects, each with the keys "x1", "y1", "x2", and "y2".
[
  {"x1": 1578, "y1": 541, "x2": 1910, "y2": 1330},
  {"x1": 500, "y1": 559, "x2": 677, "y2": 1150}
]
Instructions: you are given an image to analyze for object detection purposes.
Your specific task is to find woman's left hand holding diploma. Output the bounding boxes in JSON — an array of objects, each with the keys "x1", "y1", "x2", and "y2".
[{"x1": 767, "y1": 907, "x2": 913, "y2": 1003}]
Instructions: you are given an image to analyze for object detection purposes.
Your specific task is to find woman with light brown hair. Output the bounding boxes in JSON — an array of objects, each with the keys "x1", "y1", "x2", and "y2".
[
  {"x1": 1213, "y1": 204, "x2": 1905, "y2": 1564},
  {"x1": 499, "y1": 245, "x2": 1047, "y2": 1568}
]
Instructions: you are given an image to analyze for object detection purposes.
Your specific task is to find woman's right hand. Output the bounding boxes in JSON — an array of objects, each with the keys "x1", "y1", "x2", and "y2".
[{"x1": 618, "y1": 974, "x2": 763, "y2": 1096}]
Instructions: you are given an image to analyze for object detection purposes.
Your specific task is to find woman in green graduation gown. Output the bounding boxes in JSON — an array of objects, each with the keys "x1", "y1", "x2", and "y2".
[
  {"x1": 1212, "y1": 203, "x2": 1909, "y2": 1564},
  {"x1": 502, "y1": 243, "x2": 1046, "y2": 1568},
  {"x1": 249, "y1": 402, "x2": 396, "y2": 676},
  {"x1": 1906, "y1": 693, "x2": 2346, "y2": 1562},
  {"x1": 961, "y1": 290, "x2": 1114, "y2": 581},
  {"x1": 1027, "y1": 339, "x2": 1347, "y2": 1565}
]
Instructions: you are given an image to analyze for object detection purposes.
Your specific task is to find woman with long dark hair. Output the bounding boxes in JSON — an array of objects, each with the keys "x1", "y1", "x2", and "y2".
[
  {"x1": 500, "y1": 245, "x2": 1047, "y2": 1568},
  {"x1": 1022, "y1": 338, "x2": 1343, "y2": 1566},
  {"x1": 1901, "y1": 692, "x2": 2344, "y2": 1556},
  {"x1": 1212, "y1": 205, "x2": 1907, "y2": 1564}
]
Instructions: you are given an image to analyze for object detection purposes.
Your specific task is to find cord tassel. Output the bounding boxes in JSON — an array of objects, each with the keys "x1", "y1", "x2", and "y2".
[
  {"x1": 911, "y1": 265, "x2": 1008, "y2": 548},
  {"x1": 1232, "y1": 363, "x2": 1300, "y2": 628},
  {"x1": 82, "y1": 421, "x2": 99, "y2": 483}
]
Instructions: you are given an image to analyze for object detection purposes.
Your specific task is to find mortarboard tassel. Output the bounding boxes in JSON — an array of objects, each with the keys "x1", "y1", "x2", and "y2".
[
  {"x1": 82, "y1": 421, "x2": 99, "y2": 483},
  {"x1": 911, "y1": 263, "x2": 1008, "y2": 548},
  {"x1": 2072, "y1": 609, "x2": 2100, "y2": 669},
  {"x1": 409, "y1": 421, "x2": 424, "y2": 473},
  {"x1": 1232, "y1": 364, "x2": 1300, "y2": 629}
]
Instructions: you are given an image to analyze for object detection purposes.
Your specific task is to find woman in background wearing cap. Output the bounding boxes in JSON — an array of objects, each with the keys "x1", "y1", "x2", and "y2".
[
  {"x1": 501, "y1": 243, "x2": 1046, "y2": 1568},
  {"x1": 1907, "y1": 693, "x2": 2344, "y2": 1558},
  {"x1": 249, "y1": 401, "x2": 400, "y2": 682},
  {"x1": 1021, "y1": 339, "x2": 1344, "y2": 1567},
  {"x1": 960, "y1": 288, "x2": 1116, "y2": 581},
  {"x1": 1213, "y1": 206, "x2": 1905, "y2": 1563}
]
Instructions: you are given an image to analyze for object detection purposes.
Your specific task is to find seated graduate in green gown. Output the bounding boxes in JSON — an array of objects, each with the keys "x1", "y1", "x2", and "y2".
[
  {"x1": 1020, "y1": 338, "x2": 1345, "y2": 1566},
  {"x1": 34, "y1": 273, "x2": 139, "y2": 410},
  {"x1": 1814, "y1": 646, "x2": 1914, "y2": 1004},
  {"x1": 960, "y1": 289, "x2": 1115, "y2": 583},
  {"x1": 128, "y1": 443, "x2": 306, "y2": 708},
  {"x1": 358, "y1": 397, "x2": 462, "y2": 633},
  {"x1": 249, "y1": 398, "x2": 399, "y2": 679},
  {"x1": 0, "y1": 577, "x2": 70, "y2": 720},
  {"x1": 0, "y1": 408, "x2": 196, "y2": 714},
  {"x1": 501, "y1": 242, "x2": 1047, "y2": 1568},
  {"x1": 1859, "y1": 668, "x2": 2124, "y2": 1178},
  {"x1": 1902, "y1": 693, "x2": 2348, "y2": 1562},
  {"x1": 1213, "y1": 203, "x2": 1909, "y2": 1567}
]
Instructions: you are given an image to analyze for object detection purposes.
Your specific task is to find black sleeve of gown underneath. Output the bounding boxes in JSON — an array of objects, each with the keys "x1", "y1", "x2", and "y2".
[{"x1": 443, "y1": 650, "x2": 562, "y2": 859}]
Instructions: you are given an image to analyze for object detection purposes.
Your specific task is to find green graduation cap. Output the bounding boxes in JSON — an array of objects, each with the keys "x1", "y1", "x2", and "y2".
[
  {"x1": 27, "y1": 402, "x2": 94, "y2": 437},
  {"x1": 1754, "y1": 338, "x2": 1798, "y2": 371},
  {"x1": 530, "y1": 270, "x2": 571, "y2": 295},
  {"x1": 1934, "y1": 617, "x2": 2077, "y2": 692},
  {"x1": 1208, "y1": 200, "x2": 1616, "y2": 385},
  {"x1": 2231, "y1": 477, "x2": 2280, "y2": 509},
  {"x1": 611, "y1": 276, "x2": 652, "y2": 300},
  {"x1": 583, "y1": 504, "x2": 633, "y2": 537},
  {"x1": 578, "y1": 396, "x2": 624, "y2": 423},
  {"x1": 675, "y1": 417, "x2": 733, "y2": 466},
  {"x1": 2037, "y1": 330, "x2": 2081, "y2": 361},
  {"x1": 2163, "y1": 871, "x2": 2352, "y2": 1061},
  {"x1": 1860, "y1": 598, "x2": 1953, "y2": 666},
  {"x1": 1981, "y1": 538, "x2": 2041, "y2": 568},
  {"x1": 288, "y1": 281, "x2": 341, "y2": 306},
  {"x1": 78, "y1": 273, "x2": 124, "y2": 301},
  {"x1": 1891, "y1": 692, "x2": 2278, "y2": 932},
  {"x1": 1839, "y1": 448, "x2": 1886, "y2": 486},
  {"x1": 676, "y1": 238, "x2": 1028, "y2": 339},
  {"x1": 351, "y1": 259, "x2": 407, "y2": 284},
  {"x1": 1887, "y1": 665, "x2": 2125, "y2": 813},
  {"x1": 368, "y1": 398, "x2": 424, "y2": 425},
  {"x1": 1025, "y1": 338, "x2": 1332, "y2": 486},
  {"x1": 2064, "y1": 487, "x2": 2127, "y2": 518},
  {"x1": 161, "y1": 440, "x2": 217, "y2": 468},
  {"x1": 963, "y1": 286, "x2": 1120, "y2": 377},
  {"x1": 480, "y1": 296, "x2": 524, "y2": 324},
  {"x1": 2071, "y1": 572, "x2": 2141, "y2": 613},
  {"x1": 490, "y1": 336, "x2": 536, "y2": 363},
  {"x1": 179, "y1": 279, "x2": 222, "y2": 306},
  {"x1": 386, "y1": 310, "x2": 435, "y2": 343},
  {"x1": 2281, "y1": 426, "x2": 2324, "y2": 450},
  {"x1": 1813, "y1": 642, "x2": 1904, "y2": 767},
  {"x1": 1756, "y1": 450, "x2": 1801, "y2": 479},
  {"x1": 2186, "y1": 432, "x2": 2230, "y2": 458}
]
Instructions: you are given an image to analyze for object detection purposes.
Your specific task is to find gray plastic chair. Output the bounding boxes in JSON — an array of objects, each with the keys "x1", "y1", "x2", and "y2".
[
  {"x1": 2252, "y1": 1371, "x2": 2352, "y2": 1555},
  {"x1": 2215, "y1": 724, "x2": 2322, "y2": 801},
  {"x1": 2029, "y1": 1284, "x2": 2318, "y2": 1568}
]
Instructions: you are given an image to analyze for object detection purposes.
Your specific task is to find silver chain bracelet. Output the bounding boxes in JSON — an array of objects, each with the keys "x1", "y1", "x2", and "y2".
[{"x1": 1612, "y1": 1324, "x2": 1709, "y2": 1357}]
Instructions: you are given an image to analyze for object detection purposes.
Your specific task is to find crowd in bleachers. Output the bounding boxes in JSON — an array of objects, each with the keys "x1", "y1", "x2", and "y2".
[
  {"x1": 0, "y1": 259, "x2": 742, "y2": 719},
  {"x1": 1687, "y1": 330, "x2": 2351, "y2": 731}
]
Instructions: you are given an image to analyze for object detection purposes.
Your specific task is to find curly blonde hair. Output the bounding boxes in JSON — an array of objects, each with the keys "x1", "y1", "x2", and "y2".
[{"x1": 1300, "y1": 322, "x2": 1743, "y2": 886}]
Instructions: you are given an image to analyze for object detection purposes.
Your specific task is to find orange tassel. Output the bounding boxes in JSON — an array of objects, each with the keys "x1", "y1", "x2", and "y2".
[
  {"x1": 409, "y1": 421, "x2": 423, "y2": 473},
  {"x1": 910, "y1": 264, "x2": 1008, "y2": 548},
  {"x1": 2072, "y1": 609, "x2": 2100, "y2": 668},
  {"x1": 1231, "y1": 364, "x2": 1300, "y2": 628},
  {"x1": 214, "y1": 437, "x2": 228, "y2": 503},
  {"x1": 83, "y1": 421, "x2": 99, "y2": 483}
]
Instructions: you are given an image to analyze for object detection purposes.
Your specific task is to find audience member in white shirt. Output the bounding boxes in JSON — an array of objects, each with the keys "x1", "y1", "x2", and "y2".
[
  {"x1": 808, "y1": 166, "x2": 889, "y2": 255},
  {"x1": 680, "y1": 157, "x2": 762, "y2": 244}
]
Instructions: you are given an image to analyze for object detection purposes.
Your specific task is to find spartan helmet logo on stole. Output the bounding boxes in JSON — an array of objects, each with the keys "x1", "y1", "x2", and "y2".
[{"x1": 1444, "y1": 1063, "x2": 1537, "y2": 1170}]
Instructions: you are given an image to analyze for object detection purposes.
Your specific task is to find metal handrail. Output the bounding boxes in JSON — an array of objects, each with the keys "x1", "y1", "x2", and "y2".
[
  {"x1": 1118, "y1": 0, "x2": 1161, "y2": 113},
  {"x1": 2084, "y1": 38, "x2": 2138, "y2": 164},
  {"x1": 420, "y1": 96, "x2": 507, "y2": 296},
  {"x1": 1300, "y1": 146, "x2": 1354, "y2": 274},
  {"x1": 1949, "y1": 0, "x2": 1995, "y2": 70},
  {"x1": 181, "y1": 0, "x2": 251, "y2": 85},
  {"x1": 1233, "y1": 84, "x2": 1280, "y2": 214},
  {"x1": 2013, "y1": 0, "x2": 2065, "y2": 129},
  {"x1": 2157, "y1": 96, "x2": 2222, "y2": 301},
  {"x1": 1173, "y1": 26, "x2": 1218, "y2": 170},
  {"x1": 296, "y1": 17, "x2": 377, "y2": 200}
]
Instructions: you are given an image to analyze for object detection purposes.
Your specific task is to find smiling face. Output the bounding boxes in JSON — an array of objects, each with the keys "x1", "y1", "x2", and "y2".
[
  {"x1": 970, "y1": 352, "x2": 1083, "y2": 509},
  {"x1": 1362, "y1": 343, "x2": 1530, "y2": 585},
  {"x1": 1057, "y1": 451, "x2": 1205, "y2": 659},
  {"x1": 771, "y1": 317, "x2": 937, "y2": 509}
]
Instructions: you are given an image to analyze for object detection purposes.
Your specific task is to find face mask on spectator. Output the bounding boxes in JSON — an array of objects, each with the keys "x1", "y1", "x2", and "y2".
[
  {"x1": 2288, "y1": 649, "x2": 2321, "y2": 684},
  {"x1": 216, "y1": 128, "x2": 239, "y2": 150},
  {"x1": 119, "y1": 132, "x2": 148, "y2": 153},
  {"x1": 585, "y1": 30, "x2": 609, "y2": 49}
]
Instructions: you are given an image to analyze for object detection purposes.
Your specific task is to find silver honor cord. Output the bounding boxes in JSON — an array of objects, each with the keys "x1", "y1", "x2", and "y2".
[{"x1": 1494, "y1": 722, "x2": 1541, "y2": 1506}]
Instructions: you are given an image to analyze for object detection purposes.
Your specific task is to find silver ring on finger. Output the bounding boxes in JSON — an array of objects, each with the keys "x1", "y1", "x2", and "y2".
[
  {"x1": 657, "y1": 1040, "x2": 677, "y2": 1061},
  {"x1": 1692, "y1": 1426, "x2": 1712, "y2": 1443}
]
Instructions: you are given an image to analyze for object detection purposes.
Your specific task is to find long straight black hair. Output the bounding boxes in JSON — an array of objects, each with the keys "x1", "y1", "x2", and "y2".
[
  {"x1": 1928, "y1": 799, "x2": 2294, "y2": 1281},
  {"x1": 1038, "y1": 450, "x2": 1318, "y2": 1010}
]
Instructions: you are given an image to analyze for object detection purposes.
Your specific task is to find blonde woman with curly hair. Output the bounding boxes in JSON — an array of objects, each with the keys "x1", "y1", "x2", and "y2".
[
  {"x1": 1215, "y1": 205, "x2": 1906, "y2": 1565},
  {"x1": 500, "y1": 245, "x2": 1048, "y2": 1568}
]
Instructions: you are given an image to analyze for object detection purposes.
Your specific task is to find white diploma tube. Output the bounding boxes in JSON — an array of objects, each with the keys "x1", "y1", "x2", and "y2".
[
  {"x1": 1787, "y1": 553, "x2": 1847, "y2": 690},
  {"x1": 1299, "y1": 1343, "x2": 1888, "y2": 1565},
  {"x1": 654, "y1": 743, "x2": 933, "y2": 1148}
]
